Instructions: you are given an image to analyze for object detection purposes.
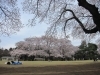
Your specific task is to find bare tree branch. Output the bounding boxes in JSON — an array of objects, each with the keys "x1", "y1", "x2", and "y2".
[
  {"x1": 63, "y1": 8, "x2": 98, "y2": 33},
  {"x1": 64, "y1": 17, "x2": 74, "y2": 37}
]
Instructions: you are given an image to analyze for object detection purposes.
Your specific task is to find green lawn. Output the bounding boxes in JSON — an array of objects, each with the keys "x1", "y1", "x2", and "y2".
[
  {"x1": 0, "y1": 60, "x2": 100, "y2": 67},
  {"x1": 0, "y1": 60, "x2": 100, "y2": 75}
]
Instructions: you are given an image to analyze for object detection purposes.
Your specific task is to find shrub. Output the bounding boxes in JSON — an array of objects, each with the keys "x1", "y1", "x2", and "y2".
[{"x1": 34, "y1": 58, "x2": 45, "y2": 61}]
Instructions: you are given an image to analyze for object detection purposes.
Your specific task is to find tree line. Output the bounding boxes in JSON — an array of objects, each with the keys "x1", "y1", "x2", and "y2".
[
  {"x1": 0, "y1": 48, "x2": 14, "y2": 59},
  {"x1": 0, "y1": 37, "x2": 100, "y2": 61},
  {"x1": 74, "y1": 41, "x2": 100, "y2": 61},
  {"x1": 8, "y1": 36, "x2": 100, "y2": 61},
  {"x1": 10, "y1": 36, "x2": 78, "y2": 61}
]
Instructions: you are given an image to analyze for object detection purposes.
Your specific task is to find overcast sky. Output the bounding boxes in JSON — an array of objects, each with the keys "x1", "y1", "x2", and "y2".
[
  {"x1": 0, "y1": 13, "x2": 81, "y2": 49},
  {"x1": 0, "y1": 0, "x2": 82, "y2": 49},
  {"x1": 0, "y1": 16, "x2": 81, "y2": 49}
]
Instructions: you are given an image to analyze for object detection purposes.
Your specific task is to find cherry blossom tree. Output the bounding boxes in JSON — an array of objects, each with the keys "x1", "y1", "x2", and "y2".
[
  {"x1": 10, "y1": 49, "x2": 28, "y2": 60},
  {"x1": 14, "y1": 35, "x2": 78, "y2": 59},
  {"x1": 15, "y1": 41, "x2": 26, "y2": 50},
  {"x1": 0, "y1": 0, "x2": 22, "y2": 36},
  {"x1": 41, "y1": 36, "x2": 56, "y2": 50},
  {"x1": 22, "y1": 0, "x2": 100, "y2": 38},
  {"x1": 16, "y1": 38, "x2": 35, "y2": 51},
  {"x1": 54, "y1": 38, "x2": 78, "y2": 58}
]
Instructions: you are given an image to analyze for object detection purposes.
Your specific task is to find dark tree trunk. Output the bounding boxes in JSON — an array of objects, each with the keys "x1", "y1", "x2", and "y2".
[{"x1": 77, "y1": 0, "x2": 100, "y2": 33}]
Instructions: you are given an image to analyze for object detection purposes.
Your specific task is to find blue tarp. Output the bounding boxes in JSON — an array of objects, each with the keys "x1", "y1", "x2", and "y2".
[{"x1": 11, "y1": 61, "x2": 22, "y2": 65}]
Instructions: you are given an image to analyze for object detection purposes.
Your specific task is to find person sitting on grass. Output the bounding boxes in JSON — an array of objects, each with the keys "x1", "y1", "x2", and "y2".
[
  {"x1": 5, "y1": 61, "x2": 11, "y2": 65},
  {"x1": 11, "y1": 60, "x2": 22, "y2": 65}
]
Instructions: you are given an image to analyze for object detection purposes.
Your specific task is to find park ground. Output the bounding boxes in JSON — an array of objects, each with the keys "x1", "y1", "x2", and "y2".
[{"x1": 0, "y1": 60, "x2": 100, "y2": 75}]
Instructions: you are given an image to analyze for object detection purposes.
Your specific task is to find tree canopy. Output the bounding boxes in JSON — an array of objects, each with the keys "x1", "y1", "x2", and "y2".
[
  {"x1": 22, "y1": 0, "x2": 100, "y2": 37},
  {"x1": 0, "y1": 0, "x2": 22, "y2": 36},
  {"x1": 0, "y1": 0, "x2": 100, "y2": 37},
  {"x1": 74, "y1": 41, "x2": 99, "y2": 60},
  {"x1": 10, "y1": 36, "x2": 78, "y2": 58}
]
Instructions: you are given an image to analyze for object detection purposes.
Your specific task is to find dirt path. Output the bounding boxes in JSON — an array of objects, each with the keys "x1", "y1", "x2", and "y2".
[{"x1": 0, "y1": 63, "x2": 100, "y2": 75}]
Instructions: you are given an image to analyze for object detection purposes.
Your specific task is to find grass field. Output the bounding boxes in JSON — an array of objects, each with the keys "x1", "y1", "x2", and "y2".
[
  {"x1": 0, "y1": 60, "x2": 100, "y2": 75},
  {"x1": 0, "y1": 60, "x2": 99, "y2": 67}
]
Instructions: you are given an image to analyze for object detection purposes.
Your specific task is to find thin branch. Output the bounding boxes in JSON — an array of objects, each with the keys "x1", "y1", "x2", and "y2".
[
  {"x1": 55, "y1": 4, "x2": 67, "y2": 23},
  {"x1": 41, "y1": 0, "x2": 53, "y2": 20},
  {"x1": 37, "y1": 0, "x2": 40, "y2": 16},
  {"x1": 64, "y1": 17, "x2": 74, "y2": 37},
  {"x1": 46, "y1": 0, "x2": 52, "y2": 14},
  {"x1": 0, "y1": 7, "x2": 9, "y2": 18},
  {"x1": 79, "y1": 15, "x2": 92, "y2": 18}
]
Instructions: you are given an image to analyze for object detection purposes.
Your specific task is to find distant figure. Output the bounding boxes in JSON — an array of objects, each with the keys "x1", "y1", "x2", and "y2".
[
  {"x1": 93, "y1": 57, "x2": 98, "y2": 61},
  {"x1": 96, "y1": 58, "x2": 98, "y2": 61}
]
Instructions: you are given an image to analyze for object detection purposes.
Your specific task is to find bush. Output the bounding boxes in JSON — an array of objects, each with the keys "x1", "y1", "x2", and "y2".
[{"x1": 34, "y1": 58, "x2": 45, "y2": 61}]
